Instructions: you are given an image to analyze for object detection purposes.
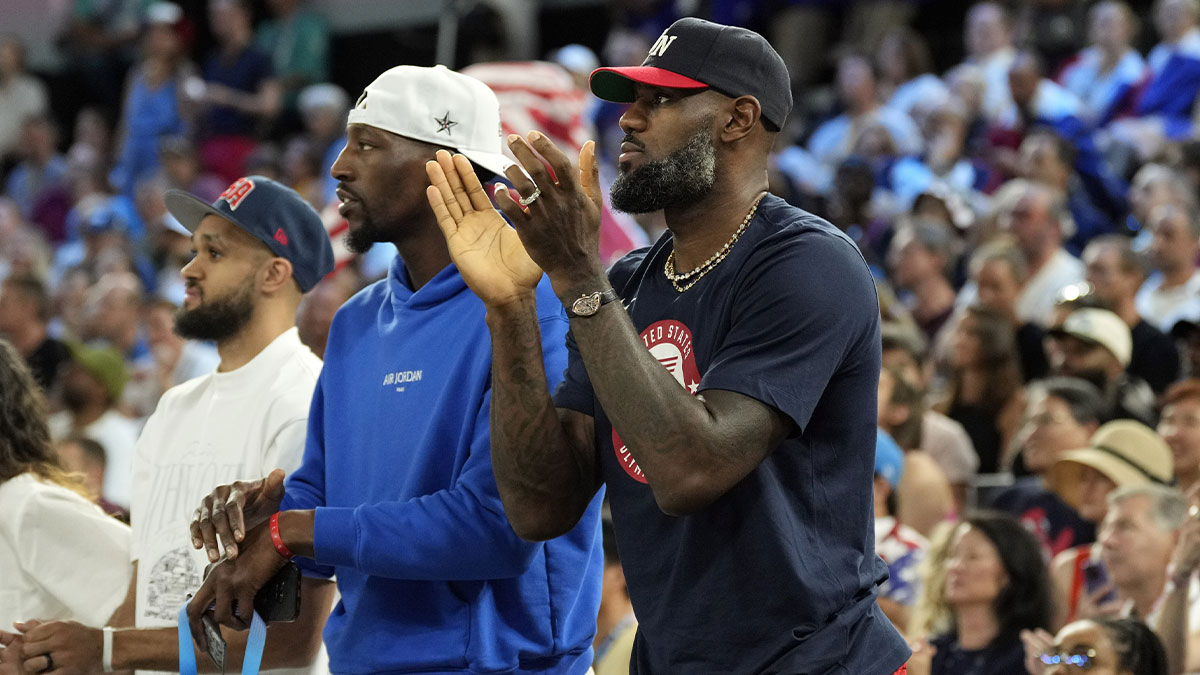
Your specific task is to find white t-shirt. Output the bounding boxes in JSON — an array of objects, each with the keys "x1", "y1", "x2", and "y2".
[
  {"x1": 129, "y1": 327, "x2": 319, "y2": 628},
  {"x1": 0, "y1": 473, "x2": 131, "y2": 629},
  {"x1": 1137, "y1": 270, "x2": 1200, "y2": 332},
  {"x1": 49, "y1": 408, "x2": 142, "y2": 509},
  {"x1": 1017, "y1": 249, "x2": 1086, "y2": 327}
]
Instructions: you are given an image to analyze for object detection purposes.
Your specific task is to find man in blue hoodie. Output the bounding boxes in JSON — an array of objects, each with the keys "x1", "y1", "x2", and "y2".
[{"x1": 187, "y1": 65, "x2": 602, "y2": 674}]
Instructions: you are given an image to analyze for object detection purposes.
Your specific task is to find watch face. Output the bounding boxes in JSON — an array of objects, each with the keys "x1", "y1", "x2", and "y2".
[{"x1": 573, "y1": 293, "x2": 601, "y2": 316}]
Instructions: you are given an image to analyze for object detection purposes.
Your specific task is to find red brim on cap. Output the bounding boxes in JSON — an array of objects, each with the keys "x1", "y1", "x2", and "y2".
[{"x1": 589, "y1": 66, "x2": 709, "y2": 103}]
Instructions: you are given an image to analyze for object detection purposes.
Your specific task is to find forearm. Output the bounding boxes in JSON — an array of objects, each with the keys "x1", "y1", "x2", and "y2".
[
  {"x1": 551, "y1": 273, "x2": 750, "y2": 514},
  {"x1": 1154, "y1": 578, "x2": 1189, "y2": 675},
  {"x1": 486, "y1": 296, "x2": 595, "y2": 540}
]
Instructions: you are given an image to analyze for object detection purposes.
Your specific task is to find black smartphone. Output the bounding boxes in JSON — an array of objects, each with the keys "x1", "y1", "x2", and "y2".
[
  {"x1": 1082, "y1": 558, "x2": 1119, "y2": 605},
  {"x1": 253, "y1": 561, "x2": 302, "y2": 623}
]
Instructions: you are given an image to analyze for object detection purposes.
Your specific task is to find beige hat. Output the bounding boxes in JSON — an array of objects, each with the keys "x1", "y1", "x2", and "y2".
[
  {"x1": 1047, "y1": 307, "x2": 1133, "y2": 367},
  {"x1": 1048, "y1": 420, "x2": 1173, "y2": 511}
]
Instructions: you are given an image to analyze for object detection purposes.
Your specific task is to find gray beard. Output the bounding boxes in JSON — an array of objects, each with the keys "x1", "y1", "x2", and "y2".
[{"x1": 610, "y1": 126, "x2": 717, "y2": 214}]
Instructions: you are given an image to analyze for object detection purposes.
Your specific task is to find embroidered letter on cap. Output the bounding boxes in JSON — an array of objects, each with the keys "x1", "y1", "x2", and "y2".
[
  {"x1": 274, "y1": 228, "x2": 289, "y2": 246},
  {"x1": 219, "y1": 177, "x2": 256, "y2": 210},
  {"x1": 647, "y1": 33, "x2": 678, "y2": 57}
]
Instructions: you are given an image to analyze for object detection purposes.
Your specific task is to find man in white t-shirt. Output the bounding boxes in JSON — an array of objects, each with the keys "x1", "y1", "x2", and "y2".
[
  {"x1": 1138, "y1": 203, "x2": 1200, "y2": 331},
  {"x1": 1005, "y1": 181, "x2": 1085, "y2": 327},
  {"x1": 6, "y1": 176, "x2": 337, "y2": 674}
]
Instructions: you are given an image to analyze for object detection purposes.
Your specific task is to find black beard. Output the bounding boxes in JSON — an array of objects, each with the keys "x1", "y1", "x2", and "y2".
[
  {"x1": 345, "y1": 213, "x2": 390, "y2": 254},
  {"x1": 610, "y1": 125, "x2": 717, "y2": 214},
  {"x1": 174, "y1": 283, "x2": 256, "y2": 342}
]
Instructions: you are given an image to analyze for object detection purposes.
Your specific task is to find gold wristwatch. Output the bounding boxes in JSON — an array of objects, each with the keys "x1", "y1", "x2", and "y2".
[{"x1": 566, "y1": 289, "x2": 619, "y2": 318}]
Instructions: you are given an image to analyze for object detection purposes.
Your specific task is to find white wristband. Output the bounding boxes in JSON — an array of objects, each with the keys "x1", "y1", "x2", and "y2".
[{"x1": 102, "y1": 627, "x2": 114, "y2": 673}]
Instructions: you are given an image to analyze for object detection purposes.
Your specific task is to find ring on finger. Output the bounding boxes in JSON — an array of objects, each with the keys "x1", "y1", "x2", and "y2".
[
  {"x1": 44, "y1": 653, "x2": 54, "y2": 672},
  {"x1": 518, "y1": 187, "x2": 541, "y2": 207}
]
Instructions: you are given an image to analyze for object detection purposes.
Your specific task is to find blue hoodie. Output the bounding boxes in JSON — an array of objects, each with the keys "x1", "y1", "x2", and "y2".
[{"x1": 282, "y1": 256, "x2": 603, "y2": 674}]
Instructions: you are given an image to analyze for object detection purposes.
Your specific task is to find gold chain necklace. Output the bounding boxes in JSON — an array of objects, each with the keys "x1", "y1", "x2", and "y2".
[{"x1": 663, "y1": 193, "x2": 765, "y2": 293}]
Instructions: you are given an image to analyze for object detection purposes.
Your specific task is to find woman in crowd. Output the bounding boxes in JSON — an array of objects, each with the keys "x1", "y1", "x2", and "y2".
[
  {"x1": 937, "y1": 304, "x2": 1025, "y2": 473},
  {"x1": 1024, "y1": 617, "x2": 1168, "y2": 675},
  {"x1": 0, "y1": 338, "x2": 130, "y2": 629},
  {"x1": 907, "y1": 511, "x2": 1054, "y2": 675}
]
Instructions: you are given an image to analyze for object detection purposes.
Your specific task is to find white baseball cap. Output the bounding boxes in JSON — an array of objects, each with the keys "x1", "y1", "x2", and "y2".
[
  {"x1": 1049, "y1": 307, "x2": 1133, "y2": 367},
  {"x1": 346, "y1": 65, "x2": 513, "y2": 178}
]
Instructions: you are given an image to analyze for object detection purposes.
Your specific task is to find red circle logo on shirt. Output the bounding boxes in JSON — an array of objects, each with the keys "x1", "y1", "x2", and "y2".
[{"x1": 612, "y1": 320, "x2": 702, "y2": 483}]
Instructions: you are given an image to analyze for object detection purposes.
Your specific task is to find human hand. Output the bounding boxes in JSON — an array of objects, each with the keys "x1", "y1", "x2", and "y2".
[
  {"x1": 425, "y1": 150, "x2": 543, "y2": 308},
  {"x1": 498, "y1": 133, "x2": 605, "y2": 292},
  {"x1": 190, "y1": 469, "x2": 285, "y2": 562},
  {"x1": 12, "y1": 621, "x2": 101, "y2": 675},
  {"x1": 1076, "y1": 580, "x2": 1123, "y2": 619},
  {"x1": 1021, "y1": 627, "x2": 1054, "y2": 675},
  {"x1": 905, "y1": 638, "x2": 937, "y2": 675},
  {"x1": 1171, "y1": 488, "x2": 1200, "y2": 583},
  {"x1": 186, "y1": 523, "x2": 288, "y2": 649},
  {"x1": 1, "y1": 632, "x2": 28, "y2": 675}
]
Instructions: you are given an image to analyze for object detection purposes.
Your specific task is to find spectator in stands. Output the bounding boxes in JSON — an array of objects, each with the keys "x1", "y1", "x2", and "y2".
[
  {"x1": 5, "y1": 115, "x2": 67, "y2": 225},
  {"x1": 1023, "y1": 617, "x2": 1169, "y2": 675},
  {"x1": 0, "y1": 339, "x2": 131, "y2": 632},
  {"x1": 970, "y1": 241, "x2": 1050, "y2": 381},
  {"x1": 46, "y1": 343, "x2": 137, "y2": 509},
  {"x1": 994, "y1": 378, "x2": 1103, "y2": 556},
  {"x1": 1127, "y1": 163, "x2": 1194, "y2": 235},
  {"x1": 56, "y1": 0, "x2": 145, "y2": 110},
  {"x1": 881, "y1": 324, "x2": 980, "y2": 507},
  {"x1": 255, "y1": 0, "x2": 330, "y2": 122},
  {"x1": 1113, "y1": 0, "x2": 1200, "y2": 157},
  {"x1": 0, "y1": 35, "x2": 49, "y2": 162},
  {"x1": 592, "y1": 510, "x2": 636, "y2": 675},
  {"x1": 194, "y1": 0, "x2": 281, "y2": 182},
  {"x1": 906, "y1": 512, "x2": 1053, "y2": 675},
  {"x1": 157, "y1": 136, "x2": 225, "y2": 203},
  {"x1": 55, "y1": 435, "x2": 126, "y2": 521},
  {"x1": 1048, "y1": 307, "x2": 1157, "y2": 426},
  {"x1": 1019, "y1": 130, "x2": 1113, "y2": 254},
  {"x1": 807, "y1": 51, "x2": 921, "y2": 171},
  {"x1": 0, "y1": 275, "x2": 71, "y2": 391},
  {"x1": 1057, "y1": 1, "x2": 1147, "y2": 126},
  {"x1": 888, "y1": 220, "x2": 959, "y2": 343},
  {"x1": 296, "y1": 82, "x2": 347, "y2": 207},
  {"x1": 110, "y1": 2, "x2": 196, "y2": 200},
  {"x1": 1096, "y1": 485, "x2": 1186, "y2": 622},
  {"x1": 1045, "y1": 420, "x2": 1174, "y2": 628},
  {"x1": 876, "y1": 27, "x2": 949, "y2": 119},
  {"x1": 1000, "y1": 182, "x2": 1085, "y2": 327},
  {"x1": 1082, "y1": 236, "x2": 1179, "y2": 393},
  {"x1": 1138, "y1": 203, "x2": 1200, "y2": 332},
  {"x1": 938, "y1": 304, "x2": 1026, "y2": 474},
  {"x1": 83, "y1": 272, "x2": 149, "y2": 367},
  {"x1": 879, "y1": 365, "x2": 956, "y2": 536},
  {"x1": 296, "y1": 271, "x2": 358, "y2": 359},
  {"x1": 1157, "y1": 380, "x2": 1200, "y2": 495},
  {"x1": 962, "y1": 2, "x2": 1019, "y2": 122},
  {"x1": 874, "y1": 429, "x2": 929, "y2": 634},
  {"x1": 122, "y1": 298, "x2": 220, "y2": 418}
]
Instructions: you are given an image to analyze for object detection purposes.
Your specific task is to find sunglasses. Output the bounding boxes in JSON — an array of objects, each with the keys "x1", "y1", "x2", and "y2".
[{"x1": 1040, "y1": 648, "x2": 1098, "y2": 669}]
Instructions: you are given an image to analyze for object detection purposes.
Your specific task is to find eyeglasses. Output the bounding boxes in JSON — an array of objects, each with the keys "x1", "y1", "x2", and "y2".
[{"x1": 1040, "y1": 648, "x2": 1098, "y2": 669}]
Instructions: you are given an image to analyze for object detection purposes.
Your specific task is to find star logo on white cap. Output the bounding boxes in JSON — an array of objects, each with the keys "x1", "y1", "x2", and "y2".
[{"x1": 434, "y1": 112, "x2": 457, "y2": 135}]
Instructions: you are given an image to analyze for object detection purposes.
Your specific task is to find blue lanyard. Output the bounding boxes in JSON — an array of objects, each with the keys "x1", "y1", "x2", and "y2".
[{"x1": 178, "y1": 603, "x2": 267, "y2": 675}]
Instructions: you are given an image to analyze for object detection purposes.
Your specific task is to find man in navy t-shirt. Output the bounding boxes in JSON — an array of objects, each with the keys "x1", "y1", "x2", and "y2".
[{"x1": 426, "y1": 17, "x2": 910, "y2": 673}]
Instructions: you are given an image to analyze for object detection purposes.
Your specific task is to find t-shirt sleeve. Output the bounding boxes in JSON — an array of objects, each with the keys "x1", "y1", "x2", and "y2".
[
  {"x1": 699, "y1": 230, "x2": 880, "y2": 434},
  {"x1": 17, "y1": 487, "x2": 132, "y2": 626}
]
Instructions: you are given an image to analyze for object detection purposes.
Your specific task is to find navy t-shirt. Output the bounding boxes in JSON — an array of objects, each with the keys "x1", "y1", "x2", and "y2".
[
  {"x1": 202, "y1": 46, "x2": 274, "y2": 137},
  {"x1": 554, "y1": 195, "x2": 911, "y2": 673}
]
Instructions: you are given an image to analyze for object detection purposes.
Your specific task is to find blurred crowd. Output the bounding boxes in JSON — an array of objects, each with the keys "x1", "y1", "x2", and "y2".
[{"x1": 9, "y1": 0, "x2": 1200, "y2": 672}]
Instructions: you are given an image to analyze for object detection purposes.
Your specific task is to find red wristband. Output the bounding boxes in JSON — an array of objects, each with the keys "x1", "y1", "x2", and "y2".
[{"x1": 269, "y1": 512, "x2": 294, "y2": 559}]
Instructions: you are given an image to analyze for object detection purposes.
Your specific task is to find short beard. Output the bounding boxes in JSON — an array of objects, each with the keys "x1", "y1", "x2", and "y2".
[
  {"x1": 175, "y1": 282, "x2": 257, "y2": 342},
  {"x1": 345, "y1": 212, "x2": 389, "y2": 254},
  {"x1": 610, "y1": 123, "x2": 717, "y2": 214}
]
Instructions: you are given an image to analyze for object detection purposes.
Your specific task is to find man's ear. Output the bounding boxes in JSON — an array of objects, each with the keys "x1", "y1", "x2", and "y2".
[
  {"x1": 720, "y1": 95, "x2": 763, "y2": 144},
  {"x1": 259, "y1": 257, "x2": 295, "y2": 295}
]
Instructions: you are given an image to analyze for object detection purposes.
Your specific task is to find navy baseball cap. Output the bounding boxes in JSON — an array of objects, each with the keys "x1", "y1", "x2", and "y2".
[
  {"x1": 589, "y1": 17, "x2": 792, "y2": 129},
  {"x1": 164, "y1": 176, "x2": 334, "y2": 292}
]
